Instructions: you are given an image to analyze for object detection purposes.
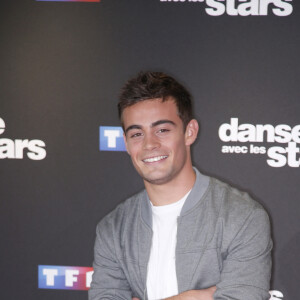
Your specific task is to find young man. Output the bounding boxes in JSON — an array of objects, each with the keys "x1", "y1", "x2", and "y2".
[{"x1": 89, "y1": 72, "x2": 272, "y2": 300}]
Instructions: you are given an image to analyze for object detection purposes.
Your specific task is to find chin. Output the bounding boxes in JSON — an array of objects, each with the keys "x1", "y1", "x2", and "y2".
[{"x1": 142, "y1": 171, "x2": 174, "y2": 185}]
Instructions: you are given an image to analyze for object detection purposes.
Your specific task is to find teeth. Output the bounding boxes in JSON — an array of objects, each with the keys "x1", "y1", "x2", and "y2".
[{"x1": 143, "y1": 156, "x2": 167, "y2": 163}]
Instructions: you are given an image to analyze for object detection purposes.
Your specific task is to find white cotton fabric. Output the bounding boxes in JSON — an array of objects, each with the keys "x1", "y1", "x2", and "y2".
[{"x1": 146, "y1": 191, "x2": 191, "y2": 300}]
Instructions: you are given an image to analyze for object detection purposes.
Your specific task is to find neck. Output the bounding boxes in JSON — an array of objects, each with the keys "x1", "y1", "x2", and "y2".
[{"x1": 144, "y1": 163, "x2": 196, "y2": 206}]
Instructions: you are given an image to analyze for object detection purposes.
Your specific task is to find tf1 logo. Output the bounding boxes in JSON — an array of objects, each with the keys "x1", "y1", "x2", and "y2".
[
  {"x1": 38, "y1": 265, "x2": 93, "y2": 290},
  {"x1": 99, "y1": 126, "x2": 126, "y2": 152}
]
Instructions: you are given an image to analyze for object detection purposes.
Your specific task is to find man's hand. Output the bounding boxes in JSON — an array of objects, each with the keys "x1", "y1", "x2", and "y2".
[{"x1": 165, "y1": 286, "x2": 217, "y2": 300}]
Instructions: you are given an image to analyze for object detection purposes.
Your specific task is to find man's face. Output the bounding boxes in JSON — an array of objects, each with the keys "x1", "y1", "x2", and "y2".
[{"x1": 122, "y1": 98, "x2": 196, "y2": 185}]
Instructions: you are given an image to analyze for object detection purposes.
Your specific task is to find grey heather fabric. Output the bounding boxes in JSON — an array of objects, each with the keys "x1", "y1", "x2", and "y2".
[{"x1": 89, "y1": 169, "x2": 272, "y2": 300}]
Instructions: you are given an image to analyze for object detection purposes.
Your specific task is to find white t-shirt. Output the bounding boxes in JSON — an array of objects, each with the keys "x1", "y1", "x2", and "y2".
[{"x1": 146, "y1": 191, "x2": 191, "y2": 300}]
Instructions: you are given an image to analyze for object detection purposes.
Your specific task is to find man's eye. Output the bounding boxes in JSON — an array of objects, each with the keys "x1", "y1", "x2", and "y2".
[
  {"x1": 130, "y1": 132, "x2": 142, "y2": 138},
  {"x1": 158, "y1": 129, "x2": 170, "y2": 133}
]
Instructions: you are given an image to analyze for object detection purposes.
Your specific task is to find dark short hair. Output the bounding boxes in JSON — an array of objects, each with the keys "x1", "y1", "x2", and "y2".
[{"x1": 118, "y1": 71, "x2": 193, "y2": 129}]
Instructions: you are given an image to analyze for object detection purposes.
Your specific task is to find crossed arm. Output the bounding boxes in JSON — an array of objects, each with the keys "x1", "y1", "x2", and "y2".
[{"x1": 132, "y1": 286, "x2": 216, "y2": 300}]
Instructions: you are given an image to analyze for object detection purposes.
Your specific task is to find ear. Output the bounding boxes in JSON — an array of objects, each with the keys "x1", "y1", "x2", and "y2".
[
  {"x1": 185, "y1": 119, "x2": 199, "y2": 146},
  {"x1": 123, "y1": 133, "x2": 131, "y2": 155}
]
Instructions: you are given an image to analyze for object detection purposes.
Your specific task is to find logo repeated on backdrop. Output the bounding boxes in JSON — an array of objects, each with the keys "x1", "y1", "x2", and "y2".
[
  {"x1": 160, "y1": 0, "x2": 293, "y2": 17},
  {"x1": 0, "y1": 117, "x2": 46, "y2": 160},
  {"x1": 269, "y1": 290, "x2": 284, "y2": 299},
  {"x1": 38, "y1": 265, "x2": 93, "y2": 290},
  {"x1": 99, "y1": 121, "x2": 300, "y2": 167},
  {"x1": 99, "y1": 126, "x2": 126, "y2": 152},
  {"x1": 218, "y1": 118, "x2": 300, "y2": 167}
]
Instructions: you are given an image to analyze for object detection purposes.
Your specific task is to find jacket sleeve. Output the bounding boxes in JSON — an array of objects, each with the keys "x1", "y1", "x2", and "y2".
[
  {"x1": 214, "y1": 207, "x2": 273, "y2": 300},
  {"x1": 88, "y1": 218, "x2": 133, "y2": 300}
]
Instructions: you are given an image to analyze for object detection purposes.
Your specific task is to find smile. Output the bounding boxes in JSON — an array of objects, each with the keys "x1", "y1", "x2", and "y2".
[{"x1": 142, "y1": 155, "x2": 168, "y2": 163}]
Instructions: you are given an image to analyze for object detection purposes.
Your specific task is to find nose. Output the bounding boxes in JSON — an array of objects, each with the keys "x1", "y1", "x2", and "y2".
[{"x1": 143, "y1": 132, "x2": 160, "y2": 150}]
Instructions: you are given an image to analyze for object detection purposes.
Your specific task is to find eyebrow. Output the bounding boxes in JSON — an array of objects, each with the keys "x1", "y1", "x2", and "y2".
[
  {"x1": 124, "y1": 120, "x2": 176, "y2": 135},
  {"x1": 152, "y1": 120, "x2": 176, "y2": 127},
  {"x1": 124, "y1": 125, "x2": 142, "y2": 135}
]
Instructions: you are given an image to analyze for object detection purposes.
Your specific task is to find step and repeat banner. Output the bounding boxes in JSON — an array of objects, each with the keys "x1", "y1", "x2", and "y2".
[{"x1": 1, "y1": 1, "x2": 299, "y2": 299}]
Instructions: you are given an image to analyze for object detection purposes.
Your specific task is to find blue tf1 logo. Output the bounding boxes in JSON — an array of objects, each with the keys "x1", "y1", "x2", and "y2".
[{"x1": 99, "y1": 126, "x2": 126, "y2": 152}]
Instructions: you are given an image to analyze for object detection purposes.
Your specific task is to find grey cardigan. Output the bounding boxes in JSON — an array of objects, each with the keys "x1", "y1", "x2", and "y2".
[{"x1": 89, "y1": 169, "x2": 272, "y2": 300}]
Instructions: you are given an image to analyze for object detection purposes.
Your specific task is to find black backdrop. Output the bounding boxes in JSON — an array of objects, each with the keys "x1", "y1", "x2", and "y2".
[{"x1": 0, "y1": 0, "x2": 299, "y2": 299}]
